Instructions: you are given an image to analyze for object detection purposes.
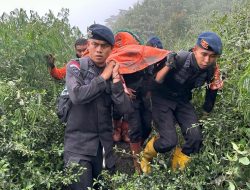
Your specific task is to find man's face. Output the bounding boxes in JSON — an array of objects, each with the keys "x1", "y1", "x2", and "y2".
[
  {"x1": 75, "y1": 44, "x2": 87, "y2": 58},
  {"x1": 87, "y1": 39, "x2": 112, "y2": 67},
  {"x1": 193, "y1": 46, "x2": 219, "y2": 69}
]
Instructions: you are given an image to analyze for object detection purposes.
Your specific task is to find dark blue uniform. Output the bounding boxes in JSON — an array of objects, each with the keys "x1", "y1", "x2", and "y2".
[
  {"x1": 152, "y1": 51, "x2": 218, "y2": 155},
  {"x1": 123, "y1": 69, "x2": 153, "y2": 144},
  {"x1": 65, "y1": 57, "x2": 131, "y2": 189}
]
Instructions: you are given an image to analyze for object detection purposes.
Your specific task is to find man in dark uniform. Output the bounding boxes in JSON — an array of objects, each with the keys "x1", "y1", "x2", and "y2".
[
  {"x1": 64, "y1": 24, "x2": 131, "y2": 189},
  {"x1": 111, "y1": 32, "x2": 157, "y2": 173},
  {"x1": 122, "y1": 68, "x2": 153, "y2": 173},
  {"x1": 140, "y1": 31, "x2": 223, "y2": 173}
]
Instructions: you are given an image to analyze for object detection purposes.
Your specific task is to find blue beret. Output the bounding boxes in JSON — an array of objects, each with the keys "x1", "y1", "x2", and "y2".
[
  {"x1": 87, "y1": 24, "x2": 115, "y2": 46},
  {"x1": 196, "y1": 31, "x2": 222, "y2": 55},
  {"x1": 146, "y1": 36, "x2": 163, "y2": 49}
]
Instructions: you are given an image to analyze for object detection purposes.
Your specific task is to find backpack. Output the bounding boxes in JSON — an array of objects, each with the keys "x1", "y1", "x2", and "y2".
[{"x1": 56, "y1": 58, "x2": 89, "y2": 123}]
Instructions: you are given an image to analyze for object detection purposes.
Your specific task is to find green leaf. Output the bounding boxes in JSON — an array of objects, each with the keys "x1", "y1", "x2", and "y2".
[
  {"x1": 239, "y1": 157, "x2": 250, "y2": 165},
  {"x1": 226, "y1": 153, "x2": 238, "y2": 162},
  {"x1": 228, "y1": 181, "x2": 235, "y2": 190},
  {"x1": 231, "y1": 142, "x2": 238, "y2": 151},
  {"x1": 231, "y1": 142, "x2": 248, "y2": 155},
  {"x1": 246, "y1": 182, "x2": 250, "y2": 188}
]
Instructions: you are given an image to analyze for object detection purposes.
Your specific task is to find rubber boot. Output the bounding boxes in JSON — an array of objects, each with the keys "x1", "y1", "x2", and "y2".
[
  {"x1": 140, "y1": 136, "x2": 157, "y2": 174},
  {"x1": 130, "y1": 142, "x2": 142, "y2": 174},
  {"x1": 171, "y1": 147, "x2": 191, "y2": 171},
  {"x1": 112, "y1": 119, "x2": 122, "y2": 142},
  {"x1": 121, "y1": 121, "x2": 130, "y2": 143}
]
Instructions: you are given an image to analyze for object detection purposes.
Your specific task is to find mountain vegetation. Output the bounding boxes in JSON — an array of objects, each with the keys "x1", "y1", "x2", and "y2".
[{"x1": 0, "y1": 0, "x2": 249, "y2": 189}]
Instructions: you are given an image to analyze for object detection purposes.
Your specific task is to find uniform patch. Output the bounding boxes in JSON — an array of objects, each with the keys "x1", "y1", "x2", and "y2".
[
  {"x1": 200, "y1": 39, "x2": 209, "y2": 49},
  {"x1": 70, "y1": 64, "x2": 80, "y2": 76}
]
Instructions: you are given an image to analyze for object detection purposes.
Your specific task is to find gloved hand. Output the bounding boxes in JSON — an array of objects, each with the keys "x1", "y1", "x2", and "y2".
[
  {"x1": 165, "y1": 52, "x2": 177, "y2": 69},
  {"x1": 45, "y1": 54, "x2": 55, "y2": 69}
]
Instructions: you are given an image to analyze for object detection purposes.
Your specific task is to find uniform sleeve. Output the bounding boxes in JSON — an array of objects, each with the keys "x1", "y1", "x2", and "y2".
[
  {"x1": 66, "y1": 63, "x2": 107, "y2": 104},
  {"x1": 202, "y1": 88, "x2": 218, "y2": 113},
  {"x1": 111, "y1": 81, "x2": 132, "y2": 114},
  {"x1": 50, "y1": 66, "x2": 66, "y2": 80}
]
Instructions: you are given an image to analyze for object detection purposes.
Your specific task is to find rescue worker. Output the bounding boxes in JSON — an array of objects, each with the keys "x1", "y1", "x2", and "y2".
[
  {"x1": 107, "y1": 33, "x2": 170, "y2": 173},
  {"x1": 64, "y1": 24, "x2": 131, "y2": 190},
  {"x1": 140, "y1": 31, "x2": 223, "y2": 173},
  {"x1": 123, "y1": 68, "x2": 153, "y2": 173},
  {"x1": 112, "y1": 31, "x2": 141, "y2": 144},
  {"x1": 114, "y1": 31, "x2": 154, "y2": 173},
  {"x1": 45, "y1": 38, "x2": 88, "y2": 80}
]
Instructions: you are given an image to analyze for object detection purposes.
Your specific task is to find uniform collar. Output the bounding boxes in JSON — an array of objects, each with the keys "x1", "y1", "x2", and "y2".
[{"x1": 88, "y1": 57, "x2": 104, "y2": 74}]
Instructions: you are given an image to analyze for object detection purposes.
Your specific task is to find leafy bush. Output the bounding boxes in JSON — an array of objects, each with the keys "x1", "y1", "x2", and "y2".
[
  {"x1": 0, "y1": 8, "x2": 83, "y2": 189},
  {"x1": 99, "y1": 1, "x2": 250, "y2": 190},
  {"x1": 0, "y1": 1, "x2": 249, "y2": 189}
]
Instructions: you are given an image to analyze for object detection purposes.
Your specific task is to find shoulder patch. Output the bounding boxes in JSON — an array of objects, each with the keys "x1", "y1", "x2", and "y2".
[
  {"x1": 71, "y1": 67, "x2": 80, "y2": 76},
  {"x1": 69, "y1": 60, "x2": 80, "y2": 69},
  {"x1": 69, "y1": 64, "x2": 80, "y2": 70},
  {"x1": 68, "y1": 60, "x2": 80, "y2": 76},
  {"x1": 69, "y1": 64, "x2": 80, "y2": 76}
]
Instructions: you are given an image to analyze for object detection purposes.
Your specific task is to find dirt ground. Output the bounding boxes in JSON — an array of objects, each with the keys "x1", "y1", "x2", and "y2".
[{"x1": 113, "y1": 141, "x2": 135, "y2": 175}]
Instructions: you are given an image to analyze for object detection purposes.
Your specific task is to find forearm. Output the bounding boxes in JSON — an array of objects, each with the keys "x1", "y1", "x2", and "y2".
[
  {"x1": 50, "y1": 66, "x2": 66, "y2": 80},
  {"x1": 202, "y1": 88, "x2": 218, "y2": 113},
  {"x1": 155, "y1": 65, "x2": 171, "y2": 83},
  {"x1": 66, "y1": 72, "x2": 106, "y2": 104}
]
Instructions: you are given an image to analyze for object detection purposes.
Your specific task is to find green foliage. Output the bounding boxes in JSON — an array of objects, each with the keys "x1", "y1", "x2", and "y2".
[
  {"x1": 106, "y1": 0, "x2": 240, "y2": 50},
  {"x1": 101, "y1": 0, "x2": 250, "y2": 189},
  {"x1": 0, "y1": 8, "x2": 83, "y2": 189},
  {"x1": 1, "y1": 0, "x2": 250, "y2": 189},
  {"x1": 211, "y1": 0, "x2": 250, "y2": 123},
  {"x1": 0, "y1": 8, "x2": 81, "y2": 90}
]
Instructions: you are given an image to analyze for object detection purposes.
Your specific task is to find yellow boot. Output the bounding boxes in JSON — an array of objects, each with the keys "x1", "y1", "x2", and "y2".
[
  {"x1": 140, "y1": 136, "x2": 157, "y2": 174},
  {"x1": 171, "y1": 147, "x2": 191, "y2": 171}
]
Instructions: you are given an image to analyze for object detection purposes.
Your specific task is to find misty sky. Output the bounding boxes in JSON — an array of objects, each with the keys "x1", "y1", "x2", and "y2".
[{"x1": 0, "y1": 0, "x2": 140, "y2": 34}]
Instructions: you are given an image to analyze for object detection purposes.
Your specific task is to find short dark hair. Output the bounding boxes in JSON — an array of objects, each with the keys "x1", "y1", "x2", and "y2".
[{"x1": 74, "y1": 38, "x2": 87, "y2": 47}]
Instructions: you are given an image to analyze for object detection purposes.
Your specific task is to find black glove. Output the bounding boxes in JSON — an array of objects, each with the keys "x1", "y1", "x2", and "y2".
[
  {"x1": 165, "y1": 52, "x2": 177, "y2": 69},
  {"x1": 45, "y1": 54, "x2": 55, "y2": 69}
]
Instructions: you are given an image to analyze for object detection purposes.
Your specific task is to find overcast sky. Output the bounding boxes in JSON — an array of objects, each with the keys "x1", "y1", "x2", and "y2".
[{"x1": 0, "y1": 0, "x2": 140, "y2": 34}]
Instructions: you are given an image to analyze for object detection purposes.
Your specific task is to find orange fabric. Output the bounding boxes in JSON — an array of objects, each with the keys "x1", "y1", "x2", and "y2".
[
  {"x1": 107, "y1": 44, "x2": 170, "y2": 74},
  {"x1": 82, "y1": 49, "x2": 89, "y2": 57},
  {"x1": 114, "y1": 32, "x2": 140, "y2": 49},
  {"x1": 50, "y1": 66, "x2": 66, "y2": 80},
  {"x1": 49, "y1": 32, "x2": 165, "y2": 78}
]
